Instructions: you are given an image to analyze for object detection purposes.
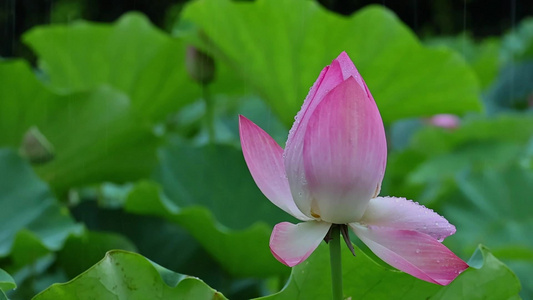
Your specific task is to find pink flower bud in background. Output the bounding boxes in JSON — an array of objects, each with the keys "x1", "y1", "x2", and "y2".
[{"x1": 427, "y1": 114, "x2": 460, "y2": 129}]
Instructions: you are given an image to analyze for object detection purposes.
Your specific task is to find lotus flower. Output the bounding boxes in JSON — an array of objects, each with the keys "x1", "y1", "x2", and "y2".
[{"x1": 239, "y1": 52, "x2": 468, "y2": 285}]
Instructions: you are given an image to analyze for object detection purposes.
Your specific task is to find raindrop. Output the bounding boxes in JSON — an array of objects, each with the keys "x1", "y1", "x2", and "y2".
[
  {"x1": 415, "y1": 249, "x2": 421, "y2": 254},
  {"x1": 293, "y1": 113, "x2": 302, "y2": 125}
]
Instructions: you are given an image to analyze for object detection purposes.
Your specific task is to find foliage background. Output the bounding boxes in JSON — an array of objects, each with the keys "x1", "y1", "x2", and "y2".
[{"x1": 0, "y1": 0, "x2": 532, "y2": 299}]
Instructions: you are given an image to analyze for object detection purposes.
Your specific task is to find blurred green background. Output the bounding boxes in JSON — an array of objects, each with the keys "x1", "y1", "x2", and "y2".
[{"x1": 0, "y1": 0, "x2": 532, "y2": 299}]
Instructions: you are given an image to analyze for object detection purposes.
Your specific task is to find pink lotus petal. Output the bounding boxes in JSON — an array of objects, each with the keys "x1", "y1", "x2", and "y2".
[
  {"x1": 284, "y1": 52, "x2": 365, "y2": 218},
  {"x1": 283, "y1": 61, "x2": 342, "y2": 214},
  {"x1": 360, "y1": 197, "x2": 456, "y2": 242},
  {"x1": 301, "y1": 77, "x2": 387, "y2": 224},
  {"x1": 350, "y1": 224, "x2": 469, "y2": 285},
  {"x1": 239, "y1": 116, "x2": 310, "y2": 221},
  {"x1": 334, "y1": 51, "x2": 368, "y2": 91},
  {"x1": 270, "y1": 221, "x2": 331, "y2": 267}
]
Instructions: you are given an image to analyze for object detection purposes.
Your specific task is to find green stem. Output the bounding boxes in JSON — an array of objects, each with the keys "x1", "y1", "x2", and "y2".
[
  {"x1": 329, "y1": 225, "x2": 343, "y2": 300},
  {"x1": 202, "y1": 84, "x2": 215, "y2": 144}
]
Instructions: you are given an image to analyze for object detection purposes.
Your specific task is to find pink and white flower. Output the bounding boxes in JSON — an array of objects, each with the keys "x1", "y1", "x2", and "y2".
[{"x1": 239, "y1": 52, "x2": 468, "y2": 285}]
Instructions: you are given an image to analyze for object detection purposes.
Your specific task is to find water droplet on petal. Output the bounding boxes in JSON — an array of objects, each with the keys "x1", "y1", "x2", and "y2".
[{"x1": 415, "y1": 249, "x2": 421, "y2": 254}]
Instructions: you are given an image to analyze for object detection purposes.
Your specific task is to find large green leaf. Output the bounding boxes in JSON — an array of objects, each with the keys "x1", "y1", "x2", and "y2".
[
  {"x1": 69, "y1": 198, "x2": 242, "y2": 296},
  {"x1": 23, "y1": 13, "x2": 197, "y2": 122},
  {"x1": 450, "y1": 167, "x2": 533, "y2": 249},
  {"x1": 153, "y1": 140, "x2": 290, "y2": 229},
  {"x1": 410, "y1": 114, "x2": 533, "y2": 157},
  {"x1": 385, "y1": 116, "x2": 533, "y2": 298},
  {"x1": 0, "y1": 60, "x2": 57, "y2": 147},
  {"x1": 0, "y1": 149, "x2": 82, "y2": 259},
  {"x1": 123, "y1": 180, "x2": 289, "y2": 277},
  {"x1": 0, "y1": 60, "x2": 160, "y2": 191},
  {"x1": 0, "y1": 148, "x2": 82, "y2": 294},
  {"x1": 57, "y1": 231, "x2": 137, "y2": 279},
  {"x1": 181, "y1": 0, "x2": 481, "y2": 126},
  {"x1": 258, "y1": 243, "x2": 520, "y2": 300},
  {"x1": 484, "y1": 62, "x2": 533, "y2": 113},
  {"x1": 426, "y1": 35, "x2": 501, "y2": 88},
  {"x1": 501, "y1": 17, "x2": 533, "y2": 62},
  {"x1": 444, "y1": 166, "x2": 533, "y2": 298},
  {"x1": 410, "y1": 115, "x2": 533, "y2": 182},
  {"x1": 32, "y1": 86, "x2": 160, "y2": 191},
  {"x1": 383, "y1": 114, "x2": 533, "y2": 204},
  {"x1": 0, "y1": 269, "x2": 16, "y2": 297},
  {"x1": 33, "y1": 250, "x2": 226, "y2": 300},
  {"x1": 408, "y1": 142, "x2": 524, "y2": 185}
]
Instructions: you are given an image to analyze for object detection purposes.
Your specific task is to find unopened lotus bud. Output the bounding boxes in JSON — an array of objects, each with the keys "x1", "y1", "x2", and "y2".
[
  {"x1": 239, "y1": 52, "x2": 468, "y2": 284},
  {"x1": 185, "y1": 46, "x2": 215, "y2": 85},
  {"x1": 20, "y1": 126, "x2": 54, "y2": 164}
]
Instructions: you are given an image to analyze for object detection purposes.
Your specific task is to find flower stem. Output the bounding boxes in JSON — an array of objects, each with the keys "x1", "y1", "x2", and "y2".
[
  {"x1": 202, "y1": 84, "x2": 215, "y2": 144},
  {"x1": 329, "y1": 225, "x2": 343, "y2": 300}
]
